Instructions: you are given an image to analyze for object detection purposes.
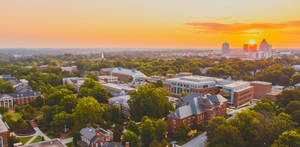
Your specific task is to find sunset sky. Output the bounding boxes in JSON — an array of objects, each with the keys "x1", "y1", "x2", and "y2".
[{"x1": 1, "y1": 0, "x2": 300, "y2": 49}]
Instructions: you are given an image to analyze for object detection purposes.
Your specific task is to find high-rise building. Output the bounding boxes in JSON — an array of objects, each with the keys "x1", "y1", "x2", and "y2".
[
  {"x1": 249, "y1": 44, "x2": 257, "y2": 52},
  {"x1": 244, "y1": 44, "x2": 257, "y2": 52},
  {"x1": 259, "y1": 39, "x2": 272, "y2": 51},
  {"x1": 222, "y1": 42, "x2": 230, "y2": 53},
  {"x1": 243, "y1": 44, "x2": 249, "y2": 52}
]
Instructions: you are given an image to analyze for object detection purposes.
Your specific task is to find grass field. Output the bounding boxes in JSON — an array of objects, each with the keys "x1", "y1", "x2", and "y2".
[
  {"x1": 18, "y1": 136, "x2": 33, "y2": 145},
  {"x1": 11, "y1": 112, "x2": 22, "y2": 120},
  {"x1": 30, "y1": 136, "x2": 44, "y2": 144},
  {"x1": 66, "y1": 142, "x2": 74, "y2": 147}
]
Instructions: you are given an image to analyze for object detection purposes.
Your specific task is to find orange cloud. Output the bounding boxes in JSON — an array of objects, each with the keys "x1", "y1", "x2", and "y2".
[{"x1": 185, "y1": 20, "x2": 300, "y2": 34}]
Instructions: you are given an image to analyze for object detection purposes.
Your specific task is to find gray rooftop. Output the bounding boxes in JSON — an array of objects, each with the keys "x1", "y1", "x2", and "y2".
[
  {"x1": 80, "y1": 127, "x2": 96, "y2": 141},
  {"x1": 170, "y1": 93, "x2": 227, "y2": 119}
]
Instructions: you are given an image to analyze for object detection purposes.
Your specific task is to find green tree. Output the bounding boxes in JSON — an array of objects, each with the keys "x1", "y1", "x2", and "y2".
[
  {"x1": 127, "y1": 121, "x2": 139, "y2": 135},
  {"x1": 285, "y1": 101, "x2": 300, "y2": 114},
  {"x1": 290, "y1": 73, "x2": 300, "y2": 85},
  {"x1": 73, "y1": 97, "x2": 106, "y2": 128},
  {"x1": 208, "y1": 125, "x2": 246, "y2": 147},
  {"x1": 88, "y1": 72, "x2": 99, "y2": 81},
  {"x1": 113, "y1": 124, "x2": 123, "y2": 142},
  {"x1": 129, "y1": 84, "x2": 173, "y2": 121},
  {"x1": 0, "y1": 79, "x2": 14, "y2": 94},
  {"x1": 155, "y1": 119, "x2": 167, "y2": 141},
  {"x1": 0, "y1": 106, "x2": 8, "y2": 114},
  {"x1": 60, "y1": 94, "x2": 78, "y2": 113},
  {"x1": 272, "y1": 131, "x2": 300, "y2": 147},
  {"x1": 78, "y1": 79, "x2": 109, "y2": 103},
  {"x1": 206, "y1": 117, "x2": 227, "y2": 139},
  {"x1": 30, "y1": 96, "x2": 44, "y2": 108},
  {"x1": 175, "y1": 123, "x2": 191, "y2": 141},
  {"x1": 121, "y1": 131, "x2": 139, "y2": 147},
  {"x1": 50, "y1": 111, "x2": 74, "y2": 131},
  {"x1": 139, "y1": 117, "x2": 156, "y2": 147}
]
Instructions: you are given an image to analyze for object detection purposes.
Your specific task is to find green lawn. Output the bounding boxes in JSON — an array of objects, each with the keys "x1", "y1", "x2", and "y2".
[
  {"x1": 66, "y1": 142, "x2": 74, "y2": 147},
  {"x1": 30, "y1": 136, "x2": 44, "y2": 144},
  {"x1": 18, "y1": 136, "x2": 33, "y2": 145},
  {"x1": 11, "y1": 112, "x2": 22, "y2": 120}
]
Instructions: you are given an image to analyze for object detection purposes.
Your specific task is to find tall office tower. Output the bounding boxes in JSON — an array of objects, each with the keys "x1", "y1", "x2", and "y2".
[
  {"x1": 243, "y1": 44, "x2": 249, "y2": 52},
  {"x1": 222, "y1": 42, "x2": 230, "y2": 53}
]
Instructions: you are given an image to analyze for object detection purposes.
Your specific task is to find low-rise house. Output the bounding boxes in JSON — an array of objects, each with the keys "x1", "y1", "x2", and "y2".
[
  {"x1": 80, "y1": 127, "x2": 113, "y2": 147},
  {"x1": 168, "y1": 93, "x2": 227, "y2": 134},
  {"x1": 0, "y1": 118, "x2": 9, "y2": 147},
  {"x1": 108, "y1": 95, "x2": 131, "y2": 119},
  {"x1": 100, "y1": 67, "x2": 147, "y2": 81}
]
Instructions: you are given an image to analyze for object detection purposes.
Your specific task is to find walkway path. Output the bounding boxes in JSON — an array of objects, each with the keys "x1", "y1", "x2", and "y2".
[
  {"x1": 23, "y1": 120, "x2": 51, "y2": 145},
  {"x1": 183, "y1": 132, "x2": 207, "y2": 147},
  {"x1": 61, "y1": 137, "x2": 73, "y2": 145}
]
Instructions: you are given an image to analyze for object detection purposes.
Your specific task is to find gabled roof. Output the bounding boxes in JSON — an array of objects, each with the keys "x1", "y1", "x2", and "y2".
[
  {"x1": 80, "y1": 127, "x2": 96, "y2": 141},
  {"x1": 169, "y1": 93, "x2": 227, "y2": 119}
]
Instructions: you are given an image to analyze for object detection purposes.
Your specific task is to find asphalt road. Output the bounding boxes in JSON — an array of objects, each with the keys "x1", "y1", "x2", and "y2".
[{"x1": 183, "y1": 132, "x2": 207, "y2": 147}]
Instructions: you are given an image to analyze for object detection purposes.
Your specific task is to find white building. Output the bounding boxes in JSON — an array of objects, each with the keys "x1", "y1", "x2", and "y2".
[
  {"x1": 0, "y1": 95, "x2": 13, "y2": 108},
  {"x1": 108, "y1": 95, "x2": 131, "y2": 119},
  {"x1": 62, "y1": 77, "x2": 86, "y2": 91},
  {"x1": 102, "y1": 83, "x2": 136, "y2": 96},
  {"x1": 61, "y1": 66, "x2": 78, "y2": 73}
]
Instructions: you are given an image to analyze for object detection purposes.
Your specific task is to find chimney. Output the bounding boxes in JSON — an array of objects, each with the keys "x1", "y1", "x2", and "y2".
[{"x1": 125, "y1": 142, "x2": 130, "y2": 147}]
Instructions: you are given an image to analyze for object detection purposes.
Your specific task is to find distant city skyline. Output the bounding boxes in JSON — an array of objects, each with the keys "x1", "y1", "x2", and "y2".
[{"x1": 1, "y1": 0, "x2": 300, "y2": 48}]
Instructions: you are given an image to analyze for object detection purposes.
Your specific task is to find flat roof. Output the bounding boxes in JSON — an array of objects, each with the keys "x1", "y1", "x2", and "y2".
[
  {"x1": 267, "y1": 89, "x2": 282, "y2": 96},
  {"x1": 251, "y1": 81, "x2": 272, "y2": 85},
  {"x1": 222, "y1": 81, "x2": 249, "y2": 88}
]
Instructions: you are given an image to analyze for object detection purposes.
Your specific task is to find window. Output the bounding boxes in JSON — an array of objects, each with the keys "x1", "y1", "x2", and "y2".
[{"x1": 0, "y1": 136, "x2": 3, "y2": 147}]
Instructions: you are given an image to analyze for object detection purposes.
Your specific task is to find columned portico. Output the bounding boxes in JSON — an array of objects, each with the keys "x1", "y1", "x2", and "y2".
[{"x1": 0, "y1": 95, "x2": 13, "y2": 108}]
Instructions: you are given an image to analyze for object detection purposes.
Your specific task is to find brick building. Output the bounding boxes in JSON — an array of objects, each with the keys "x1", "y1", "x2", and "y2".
[
  {"x1": 168, "y1": 93, "x2": 227, "y2": 134},
  {"x1": 80, "y1": 127, "x2": 114, "y2": 147},
  {"x1": 163, "y1": 76, "x2": 253, "y2": 107},
  {"x1": 250, "y1": 81, "x2": 272, "y2": 99},
  {"x1": 8, "y1": 86, "x2": 40, "y2": 106},
  {"x1": 0, "y1": 118, "x2": 9, "y2": 147}
]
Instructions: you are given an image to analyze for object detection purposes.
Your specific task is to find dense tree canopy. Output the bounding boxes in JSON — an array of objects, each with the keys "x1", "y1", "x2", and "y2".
[{"x1": 128, "y1": 84, "x2": 173, "y2": 121}]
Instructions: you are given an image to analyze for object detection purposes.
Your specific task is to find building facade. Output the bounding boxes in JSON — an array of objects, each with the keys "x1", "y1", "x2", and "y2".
[
  {"x1": 100, "y1": 67, "x2": 147, "y2": 81},
  {"x1": 0, "y1": 118, "x2": 9, "y2": 147},
  {"x1": 163, "y1": 76, "x2": 253, "y2": 107},
  {"x1": 0, "y1": 95, "x2": 13, "y2": 109},
  {"x1": 168, "y1": 93, "x2": 227, "y2": 134},
  {"x1": 80, "y1": 127, "x2": 113, "y2": 147},
  {"x1": 108, "y1": 95, "x2": 131, "y2": 119},
  {"x1": 250, "y1": 81, "x2": 272, "y2": 99}
]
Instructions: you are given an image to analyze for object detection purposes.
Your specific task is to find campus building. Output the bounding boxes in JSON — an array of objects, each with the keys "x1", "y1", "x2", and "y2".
[
  {"x1": 163, "y1": 76, "x2": 254, "y2": 107},
  {"x1": 79, "y1": 127, "x2": 115, "y2": 147},
  {"x1": 102, "y1": 83, "x2": 136, "y2": 96},
  {"x1": 108, "y1": 95, "x2": 131, "y2": 119},
  {"x1": 0, "y1": 118, "x2": 9, "y2": 147},
  {"x1": 100, "y1": 67, "x2": 147, "y2": 81},
  {"x1": 168, "y1": 93, "x2": 227, "y2": 134},
  {"x1": 8, "y1": 86, "x2": 40, "y2": 105}
]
